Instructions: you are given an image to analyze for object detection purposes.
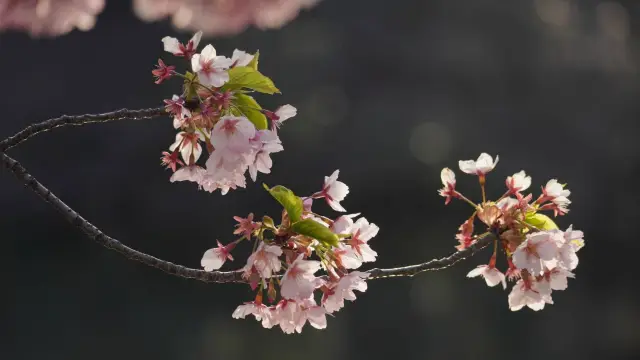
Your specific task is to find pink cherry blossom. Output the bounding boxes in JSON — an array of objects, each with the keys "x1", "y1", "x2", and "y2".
[
  {"x1": 322, "y1": 271, "x2": 369, "y2": 313},
  {"x1": 232, "y1": 301, "x2": 277, "y2": 329},
  {"x1": 467, "y1": 264, "x2": 507, "y2": 289},
  {"x1": 211, "y1": 115, "x2": 256, "y2": 153},
  {"x1": 247, "y1": 130, "x2": 283, "y2": 181},
  {"x1": 508, "y1": 278, "x2": 553, "y2": 311},
  {"x1": 506, "y1": 170, "x2": 531, "y2": 194},
  {"x1": 0, "y1": 0, "x2": 105, "y2": 37},
  {"x1": 318, "y1": 170, "x2": 349, "y2": 212},
  {"x1": 543, "y1": 179, "x2": 571, "y2": 198},
  {"x1": 347, "y1": 217, "x2": 379, "y2": 263},
  {"x1": 169, "y1": 131, "x2": 204, "y2": 165},
  {"x1": 275, "y1": 297, "x2": 327, "y2": 334},
  {"x1": 438, "y1": 167, "x2": 457, "y2": 205},
  {"x1": 458, "y1": 153, "x2": 499, "y2": 176},
  {"x1": 539, "y1": 267, "x2": 575, "y2": 291},
  {"x1": 162, "y1": 30, "x2": 202, "y2": 59},
  {"x1": 268, "y1": 104, "x2": 297, "y2": 130},
  {"x1": 133, "y1": 0, "x2": 321, "y2": 36},
  {"x1": 163, "y1": 95, "x2": 192, "y2": 129},
  {"x1": 243, "y1": 242, "x2": 283, "y2": 279},
  {"x1": 169, "y1": 165, "x2": 205, "y2": 183},
  {"x1": 201, "y1": 240, "x2": 235, "y2": 271},
  {"x1": 233, "y1": 213, "x2": 260, "y2": 239},
  {"x1": 191, "y1": 44, "x2": 233, "y2": 87},
  {"x1": 280, "y1": 254, "x2": 321, "y2": 300},
  {"x1": 512, "y1": 231, "x2": 560, "y2": 275}
]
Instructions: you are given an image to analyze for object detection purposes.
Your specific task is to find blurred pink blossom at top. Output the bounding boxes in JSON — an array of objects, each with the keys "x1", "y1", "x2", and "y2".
[
  {"x1": 0, "y1": 0, "x2": 105, "y2": 37},
  {"x1": 133, "y1": 0, "x2": 321, "y2": 36}
]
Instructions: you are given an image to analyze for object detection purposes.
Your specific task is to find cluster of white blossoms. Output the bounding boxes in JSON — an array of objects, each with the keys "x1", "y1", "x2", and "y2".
[
  {"x1": 200, "y1": 170, "x2": 379, "y2": 333},
  {"x1": 155, "y1": 32, "x2": 297, "y2": 194},
  {"x1": 439, "y1": 153, "x2": 585, "y2": 311}
]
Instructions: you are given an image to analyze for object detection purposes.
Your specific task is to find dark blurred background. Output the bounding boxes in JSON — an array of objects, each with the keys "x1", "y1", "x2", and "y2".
[{"x1": 2, "y1": 0, "x2": 640, "y2": 359}]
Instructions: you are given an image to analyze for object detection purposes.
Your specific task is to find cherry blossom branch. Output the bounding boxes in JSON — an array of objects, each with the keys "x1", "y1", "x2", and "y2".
[
  {"x1": 1, "y1": 148, "x2": 493, "y2": 283},
  {"x1": 0, "y1": 107, "x2": 166, "y2": 152},
  {"x1": 0, "y1": 106, "x2": 493, "y2": 285}
]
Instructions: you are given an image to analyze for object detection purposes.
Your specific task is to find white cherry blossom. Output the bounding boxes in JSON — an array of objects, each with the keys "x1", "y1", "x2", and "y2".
[
  {"x1": 512, "y1": 231, "x2": 559, "y2": 275},
  {"x1": 320, "y1": 170, "x2": 349, "y2": 212},
  {"x1": 508, "y1": 278, "x2": 553, "y2": 311},
  {"x1": 458, "y1": 153, "x2": 499, "y2": 176},
  {"x1": 191, "y1": 44, "x2": 233, "y2": 87},
  {"x1": 201, "y1": 240, "x2": 234, "y2": 271},
  {"x1": 467, "y1": 264, "x2": 507, "y2": 289},
  {"x1": 506, "y1": 170, "x2": 531, "y2": 193},
  {"x1": 243, "y1": 242, "x2": 282, "y2": 279},
  {"x1": 280, "y1": 254, "x2": 322, "y2": 300}
]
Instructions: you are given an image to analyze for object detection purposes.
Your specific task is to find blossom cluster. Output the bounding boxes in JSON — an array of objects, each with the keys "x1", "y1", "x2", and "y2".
[
  {"x1": 134, "y1": 0, "x2": 321, "y2": 36},
  {"x1": 201, "y1": 170, "x2": 379, "y2": 333},
  {"x1": 0, "y1": 0, "x2": 319, "y2": 37},
  {"x1": 0, "y1": 0, "x2": 104, "y2": 37},
  {"x1": 156, "y1": 32, "x2": 297, "y2": 194},
  {"x1": 439, "y1": 153, "x2": 585, "y2": 311}
]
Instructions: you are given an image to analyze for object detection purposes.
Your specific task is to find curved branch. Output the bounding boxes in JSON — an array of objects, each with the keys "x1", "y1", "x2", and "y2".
[
  {"x1": 0, "y1": 107, "x2": 493, "y2": 284},
  {"x1": 1, "y1": 152, "x2": 245, "y2": 283},
  {"x1": 0, "y1": 107, "x2": 166, "y2": 152}
]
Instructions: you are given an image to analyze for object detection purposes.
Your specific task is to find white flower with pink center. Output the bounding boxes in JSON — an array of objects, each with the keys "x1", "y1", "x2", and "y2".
[
  {"x1": 169, "y1": 131, "x2": 204, "y2": 165},
  {"x1": 322, "y1": 271, "x2": 369, "y2": 313},
  {"x1": 201, "y1": 240, "x2": 235, "y2": 271},
  {"x1": 243, "y1": 242, "x2": 283, "y2": 279},
  {"x1": 211, "y1": 115, "x2": 256, "y2": 153},
  {"x1": 275, "y1": 297, "x2": 327, "y2": 334},
  {"x1": 232, "y1": 301, "x2": 277, "y2": 329},
  {"x1": 506, "y1": 170, "x2": 531, "y2": 193},
  {"x1": 438, "y1": 167, "x2": 457, "y2": 204},
  {"x1": 191, "y1": 44, "x2": 233, "y2": 87},
  {"x1": 162, "y1": 31, "x2": 202, "y2": 58},
  {"x1": 467, "y1": 264, "x2": 507, "y2": 289},
  {"x1": 347, "y1": 217, "x2": 379, "y2": 263},
  {"x1": 508, "y1": 278, "x2": 553, "y2": 311},
  {"x1": 280, "y1": 254, "x2": 322, "y2": 300},
  {"x1": 539, "y1": 267, "x2": 575, "y2": 291},
  {"x1": 319, "y1": 170, "x2": 349, "y2": 212},
  {"x1": 458, "y1": 153, "x2": 499, "y2": 176},
  {"x1": 512, "y1": 231, "x2": 559, "y2": 275},
  {"x1": 247, "y1": 130, "x2": 284, "y2": 181}
]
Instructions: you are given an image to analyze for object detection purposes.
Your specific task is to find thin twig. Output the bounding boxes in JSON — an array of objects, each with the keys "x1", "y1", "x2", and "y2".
[
  {"x1": 0, "y1": 107, "x2": 493, "y2": 284},
  {"x1": 0, "y1": 107, "x2": 166, "y2": 152}
]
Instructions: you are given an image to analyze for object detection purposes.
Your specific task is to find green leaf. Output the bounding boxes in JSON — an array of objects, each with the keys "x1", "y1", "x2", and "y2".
[
  {"x1": 247, "y1": 51, "x2": 259, "y2": 70},
  {"x1": 291, "y1": 219, "x2": 340, "y2": 248},
  {"x1": 231, "y1": 93, "x2": 268, "y2": 130},
  {"x1": 183, "y1": 71, "x2": 198, "y2": 101},
  {"x1": 524, "y1": 212, "x2": 559, "y2": 231},
  {"x1": 264, "y1": 184, "x2": 303, "y2": 223},
  {"x1": 224, "y1": 66, "x2": 280, "y2": 94}
]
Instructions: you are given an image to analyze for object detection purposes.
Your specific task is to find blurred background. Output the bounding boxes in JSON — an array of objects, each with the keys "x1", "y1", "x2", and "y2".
[{"x1": 2, "y1": 0, "x2": 640, "y2": 359}]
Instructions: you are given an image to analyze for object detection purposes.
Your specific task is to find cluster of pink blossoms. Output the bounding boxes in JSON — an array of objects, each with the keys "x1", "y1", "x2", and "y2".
[
  {"x1": 0, "y1": 0, "x2": 104, "y2": 36},
  {"x1": 155, "y1": 31, "x2": 297, "y2": 194},
  {"x1": 134, "y1": 0, "x2": 321, "y2": 36},
  {"x1": 0, "y1": 0, "x2": 319, "y2": 37},
  {"x1": 200, "y1": 170, "x2": 379, "y2": 333},
  {"x1": 439, "y1": 153, "x2": 585, "y2": 311}
]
